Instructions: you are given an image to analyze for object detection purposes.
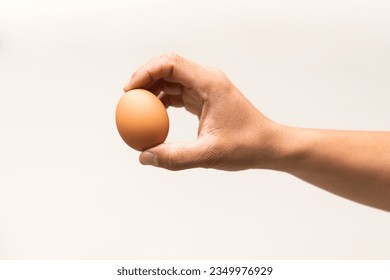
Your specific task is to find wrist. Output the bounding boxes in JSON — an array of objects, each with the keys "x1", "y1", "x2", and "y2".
[{"x1": 258, "y1": 124, "x2": 309, "y2": 172}]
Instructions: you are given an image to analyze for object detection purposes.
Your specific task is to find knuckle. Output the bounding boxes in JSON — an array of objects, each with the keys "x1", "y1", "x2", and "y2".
[
  {"x1": 215, "y1": 70, "x2": 234, "y2": 92},
  {"x1": 164, "y1": 52, "x2": 182, "y2": 64},
  {"x1": 216, "y1": 68, "x2": 226, "y2": 77},
  {"x1": 216, "y1": 69, "x2": 230, "y2": 83},
  {"x1": 207, "y1": 66, "x2": 226, "y2": 78}
]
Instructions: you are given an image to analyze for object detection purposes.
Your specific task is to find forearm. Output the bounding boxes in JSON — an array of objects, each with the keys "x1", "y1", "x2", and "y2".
[{"x1": 275, "y1": 127, "x2": 390, "y2": 211}]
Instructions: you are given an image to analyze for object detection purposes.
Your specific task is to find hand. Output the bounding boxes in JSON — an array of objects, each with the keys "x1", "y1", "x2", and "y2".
[{"x1": 123, "y1": 53, "x2": 285, "y2": 171}]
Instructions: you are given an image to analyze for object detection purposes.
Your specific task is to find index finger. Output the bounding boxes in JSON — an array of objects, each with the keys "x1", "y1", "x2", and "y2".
[{"x1": 123, "y1": 53, "x2": 200, "y2": 92}]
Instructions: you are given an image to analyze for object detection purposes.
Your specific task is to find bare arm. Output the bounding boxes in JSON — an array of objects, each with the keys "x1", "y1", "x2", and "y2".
[
  {"x1": 123, "y1": 53, "x2": 390, "y2": 212},
  {"x1": 280, "y1": 128, "x2": 390, "y2": 211}
]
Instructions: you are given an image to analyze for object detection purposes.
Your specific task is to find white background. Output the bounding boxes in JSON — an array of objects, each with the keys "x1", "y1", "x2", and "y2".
[{"x1": 0, "y1": 0, "x2": 389, "y2": 259}]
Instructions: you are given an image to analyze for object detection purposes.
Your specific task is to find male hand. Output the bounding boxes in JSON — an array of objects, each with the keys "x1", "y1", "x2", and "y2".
[{"x1": 123, "y1": 53, "x2": 285, "y2": 171}]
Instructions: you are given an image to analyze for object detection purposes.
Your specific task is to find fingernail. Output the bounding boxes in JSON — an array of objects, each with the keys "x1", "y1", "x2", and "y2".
[
  {"x1": 140, "y1": 151, "x2": 158, "y2": 166},
  {"x1": 123, "y1": 79, "x2": 132, "y2": 92}
]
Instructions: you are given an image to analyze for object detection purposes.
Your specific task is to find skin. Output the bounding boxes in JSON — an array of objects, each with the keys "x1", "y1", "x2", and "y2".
[{"x1": 123, "y1": 53, "x2": 390, "y2": 212}]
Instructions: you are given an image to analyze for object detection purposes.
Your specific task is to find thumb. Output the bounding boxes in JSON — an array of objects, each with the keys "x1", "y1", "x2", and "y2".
[{"x1": 139, "y1": 141, "x2": 210, "y2": 171}]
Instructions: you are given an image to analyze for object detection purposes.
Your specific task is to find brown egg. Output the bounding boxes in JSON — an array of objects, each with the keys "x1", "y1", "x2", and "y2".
[{"x1": 116, "y1": 89, "x2": 169, "y2": 151}]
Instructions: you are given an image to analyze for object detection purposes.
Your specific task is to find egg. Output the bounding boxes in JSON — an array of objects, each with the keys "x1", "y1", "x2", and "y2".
[{"x1": 116, "y1": 89, "x2": 169, "y2": 151}]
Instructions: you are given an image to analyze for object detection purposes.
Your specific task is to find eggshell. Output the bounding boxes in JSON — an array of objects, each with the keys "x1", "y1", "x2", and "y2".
[{"x1": 116, "y1": 89, "x2": 169, "y2": 151}]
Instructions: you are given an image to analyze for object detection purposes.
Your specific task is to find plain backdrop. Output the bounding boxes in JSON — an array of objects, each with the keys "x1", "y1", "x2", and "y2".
[{"x1": 0, "y1": 0, "x2": 389, "y2": 259}]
